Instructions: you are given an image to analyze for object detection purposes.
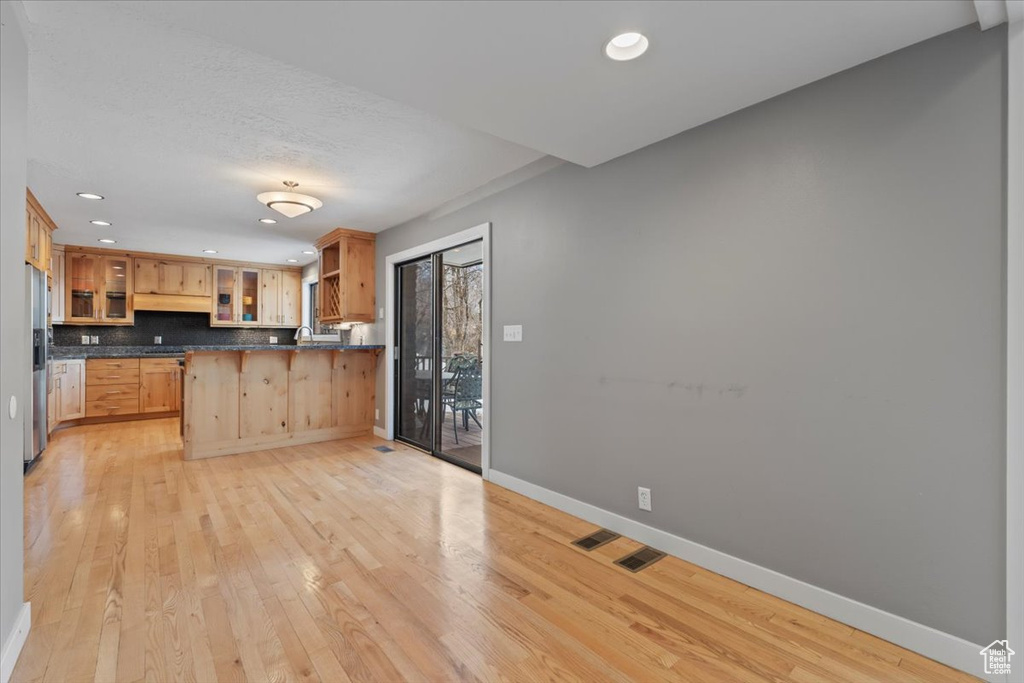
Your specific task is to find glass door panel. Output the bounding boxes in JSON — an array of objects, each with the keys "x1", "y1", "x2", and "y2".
[
  {"x1": 395, "y1": 257, "x2": 434, "y2": 451},
  {"x1": 214, "y1": 267, "x2": 236, "y2": 323},
  {"x1": 103, "y1": 257, "x2": 129, "y2": 320},
  {"x1": 437, "y1": 240, "x2": 484, "y2": 470},
  {"x1": 69, "y1": 255, "x2": 99, "y2": 320},
  {"x1": 240, "y1": 269, "x2": 260, "y2": 324}
]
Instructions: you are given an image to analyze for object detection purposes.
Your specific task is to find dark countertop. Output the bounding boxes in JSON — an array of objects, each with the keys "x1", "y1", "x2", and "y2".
[{"x1": 50, "y1": 344, "x2": 383, "y2": 360}]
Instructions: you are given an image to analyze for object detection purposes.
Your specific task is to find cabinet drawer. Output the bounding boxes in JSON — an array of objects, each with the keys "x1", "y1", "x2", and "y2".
[
  {"x1": 86, "y1": 396, "x2": 140, "y2": 417},
  {"x1": 140, "y1": 357, "x2": 182, "y2": 369},
  {"x1": 86, "y1": 383, "x2": 140, "y2": 402},
  {"x1": 86, "y1": 368, "x2": 140, "y2": 385},
  {"x1": 86, "y1": 358, "x2": 140, "y2": 371}
]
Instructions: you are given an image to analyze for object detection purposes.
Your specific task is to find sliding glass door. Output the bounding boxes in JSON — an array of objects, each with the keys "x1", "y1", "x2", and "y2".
[
  {"x1": 394, "y1": 240, "x2": 484, "y2": 473},
  {"x1": 395, "y1": 257, "x2": 434, "y2": 451}
]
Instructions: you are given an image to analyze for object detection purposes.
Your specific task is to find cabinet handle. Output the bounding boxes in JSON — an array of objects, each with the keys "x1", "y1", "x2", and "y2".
[{"x1": 105, "y1": 375, "x2": 121, "y2": 379}]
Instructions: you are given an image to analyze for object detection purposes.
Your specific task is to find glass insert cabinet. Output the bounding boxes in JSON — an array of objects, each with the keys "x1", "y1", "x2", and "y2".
[
  {"x1": 65, "y1": 252, "x2": 134, "y2": 324},
  {"x1": 210, "y1": 265, "x2": 262, "y2": 327}
]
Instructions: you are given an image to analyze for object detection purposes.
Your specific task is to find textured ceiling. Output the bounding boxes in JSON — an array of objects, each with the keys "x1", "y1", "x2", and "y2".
[
  {"x1": 23, "y1": 1, "x2": 544, "y2": 264},
  {"x1": 114, "y1": 0, "x2": 979, "y2": 167}
]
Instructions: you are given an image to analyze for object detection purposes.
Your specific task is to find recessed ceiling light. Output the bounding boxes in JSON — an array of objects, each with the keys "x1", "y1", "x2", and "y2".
[
  {"x1": 605, "y1": 32, "x2": 649, "y2": 61},
  {"x1": 98, "y1": 238, "x2": 116, "y2": 244},
  {"x1": 258, "y1": 218, "x2": 277, "y2": 224},
  {"x1": 302, "y1": 250, "x2": 315, "y2": 255},
  {"x1": 77, "y1": 192, "x2": 103, "y2": 200},
  {"x1": 203, "y1": 249, "x2": 218, "y2": 254},
  {"x1": 90, "y1": 220, "x2": 111, "y2": 226},
  {"x1": 286, "y1": 258, "x2": 298, "y2": 263}
]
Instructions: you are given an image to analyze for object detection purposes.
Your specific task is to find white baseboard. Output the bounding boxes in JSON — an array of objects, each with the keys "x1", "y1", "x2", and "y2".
[
  {"x1": 0, "y1": 603, "x2": 30, "y2": 683},
  {"x1": 488, "y1": 471, "x2": 996, "y2": 682},
  {"x1": 372, "y1": 426, "x2": 388, "y2": 439}
]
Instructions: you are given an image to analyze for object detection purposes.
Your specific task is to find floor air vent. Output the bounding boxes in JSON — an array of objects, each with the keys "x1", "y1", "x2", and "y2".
[
  {"x1": 373, "y1": 446, "x2": 395, "y2": 453},
  {"x1": 571, "y1": 529, "x2": 620, "y2": 551},
  {"x1": 614, "y1": 546, "x2": 666, "y2": 572}
]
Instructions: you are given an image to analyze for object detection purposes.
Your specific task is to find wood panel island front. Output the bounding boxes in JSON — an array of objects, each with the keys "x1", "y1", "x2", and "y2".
[{"x1": 182, "y1": 345, "x2": 382, "y2": 460}]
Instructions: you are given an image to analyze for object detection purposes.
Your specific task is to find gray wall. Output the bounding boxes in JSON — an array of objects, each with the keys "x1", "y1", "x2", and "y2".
[
  {"x1": 0, "y1": 0, "x2": 28, "y2": 655},
  {"x1": 375, "y1": 25, "x2": 1006, "y2": 645}
]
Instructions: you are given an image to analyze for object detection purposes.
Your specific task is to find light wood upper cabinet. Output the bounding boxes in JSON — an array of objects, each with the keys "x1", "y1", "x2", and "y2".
[
  {"x1": 281, "y1": 270, "x2": 301, "y2": 327},
  {"x1": 26, "y1": 189, "x2": 57, "y2": 273},
  {"x1": 314, "y1": 228, "x2": 376, "y2": 324},
  {"x1": 211, "y1": 266, "x2": 261, "y2": 326},
  {"x1": 51, "y1": 246, "x2": 66, "y2": 324},
  {"x1": 135, "y1": 258, "x2": 210, "y2": 296},
  {"x1": 66, "y1": 253, "x2": 134, "y2": 325},
  {"x1": 260, "y1": 269, "x2": 303, "y2": 327}
]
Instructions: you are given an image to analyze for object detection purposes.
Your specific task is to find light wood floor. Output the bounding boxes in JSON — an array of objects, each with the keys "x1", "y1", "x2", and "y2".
[{"x1": 13, "y1": 418, "x2": 977, "y2": 683}]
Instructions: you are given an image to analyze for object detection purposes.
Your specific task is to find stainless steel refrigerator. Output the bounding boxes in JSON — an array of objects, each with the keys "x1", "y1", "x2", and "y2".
[{"x1": 25, "y1": 264, "x2": 47, "y2": 465}]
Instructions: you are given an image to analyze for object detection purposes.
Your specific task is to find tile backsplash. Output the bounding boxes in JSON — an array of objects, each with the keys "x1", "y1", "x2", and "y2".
[{"x1": 53, "y1": 311, "x2": 301, "y2": 347}]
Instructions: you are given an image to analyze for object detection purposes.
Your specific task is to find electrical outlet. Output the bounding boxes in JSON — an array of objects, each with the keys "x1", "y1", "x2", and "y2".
[
  {"x1": 375, "y1": 408, "x2": 380, "y2": 420},
  {"x1": 154, "y1": 336, "x2": 162, "y2": 345},
  {"x1": 90, "y1": 335, "x2": 99, "y2": 344},
  {"x1": 379, "y1": 307, "x2": 384, "y2": 320},
  {"x1": 81, "y1": 335, "x2": 90, "y2": 345},
  {"x1": 269, "y1": 336, "x2": 278, "y2": 344},
  {"x1": 638, "y1": 486, "x2": 652, "y2": 512}
]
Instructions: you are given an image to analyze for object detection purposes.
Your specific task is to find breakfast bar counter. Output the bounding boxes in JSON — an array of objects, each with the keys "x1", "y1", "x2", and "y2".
[{"x1": 181, "y1": 345, "x2": 382, "y2": 460}]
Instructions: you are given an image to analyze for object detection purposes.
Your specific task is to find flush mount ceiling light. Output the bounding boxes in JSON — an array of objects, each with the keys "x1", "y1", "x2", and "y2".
[
  {"x1": 258, "y1": 218, "x2": 277, "y2": 225},
  {"x1": 77, "y1": 192, "x2": 104, "y2": 200},
  {"x1": 98, "y1": 238, "x2": 116, "y2": 244},
  {"x1": 605, "y1": 32, "x2": 649, "y2": 61},
  {"x1": 257, "y1": 181, "x2": 323, "y2": 218},
  {"x1": 90, "y1": 220, "x2": 111, "y2": 226}
]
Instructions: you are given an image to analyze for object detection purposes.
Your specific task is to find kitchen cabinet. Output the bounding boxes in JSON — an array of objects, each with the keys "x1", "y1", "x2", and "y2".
[
  {"x1": 140, "y1": 358, "x2": 180, "y2": 413},
  {"x1": 26, "y1": 189, "x2": 57, "y2": 274},
  {"x1": 50, "y1": 245, "x2": 65, "y2": 324},
  {"x1": 314, "y1": 228, "x2": 376, "y2": 324},
  {"x1": 86, "y1": 358, "x2": 140, "y2": 417},
  {"x1": 135, "y1": 258, "x2": 210, "y2": 296},
  {"x1": 211, "y1": 266, "x2": 262, "y2": 326},
  {"x1": 261, "y1": 269, "x2": 302, "y2": 327},
  {"x1": 52, "y1": 360, "x2": 85, "y2": 422},
  {"x1": 66, "y1": 252, "x2": 134, "y2": 325}
]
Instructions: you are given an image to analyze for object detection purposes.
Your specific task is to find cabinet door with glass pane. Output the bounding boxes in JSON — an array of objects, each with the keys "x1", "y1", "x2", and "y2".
[
  {"x1": 238, "y1": 268, "x2": 261, "y2": 326},
  {"x1": 66, "y1": 253, "x2": 102, "y2": 322},
  {"x1": 100, "y1": 256, "x2": 133, "y2": 323},
  {"x1": 211, "y1": 265, "x2": 239, "y2": 326}
]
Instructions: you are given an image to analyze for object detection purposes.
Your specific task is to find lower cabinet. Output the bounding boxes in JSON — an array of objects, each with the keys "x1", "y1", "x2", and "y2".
[
  {"x1": 52, "y1": 360, "x2": 86, "y2": 423},
  {"x1": 140, "y1": 358, "x2": 181, "y2": 413},
  {"x1": 50, "y1": 356, "x2": 180, "y2": 428}
]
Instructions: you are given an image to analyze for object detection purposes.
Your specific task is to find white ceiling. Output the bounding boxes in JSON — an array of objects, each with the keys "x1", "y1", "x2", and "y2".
[
  {"x1": 22, "y1": 1, "x2": 979, "y2": 264},
  {"x1": 22, "y1": 1, "x2": 543, "y2": 264},
  {"x1": 113, "y1": 0, "x2": 979, "y2": 167}
]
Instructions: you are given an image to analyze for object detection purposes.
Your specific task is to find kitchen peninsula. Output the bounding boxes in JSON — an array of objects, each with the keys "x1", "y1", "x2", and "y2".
[{"x1": 182, "y1": 344, "x2": 382, "y2": 460}]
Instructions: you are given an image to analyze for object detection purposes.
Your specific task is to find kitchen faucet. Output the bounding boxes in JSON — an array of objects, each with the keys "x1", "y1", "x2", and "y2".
[{"x1": 294, "y1": 325, "x2": 314, "y2": 344}]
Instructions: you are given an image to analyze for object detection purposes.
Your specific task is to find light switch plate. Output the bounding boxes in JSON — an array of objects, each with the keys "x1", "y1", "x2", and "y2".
[
  {"x1": 90, "y1": 335, "x2": 99, "y2": 344},
  {"x1": 81, "y1": 335, "x2": 90, "y2": 345},
  {"x1": 154, "y1": 336, "x2": 162, "y2": 345},
  {"x1": 379, "y1": 307, "x2": 384, "y2": 320},
  {"x1": 503, "y1": 325, "x2": 523, "y2": 342},
  {"x1": 269, "y1": 336, "x2": 278, "y2": 344}
]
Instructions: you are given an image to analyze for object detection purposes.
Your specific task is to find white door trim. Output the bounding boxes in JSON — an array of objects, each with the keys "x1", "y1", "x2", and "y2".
[
  {"x1": 384, "y1": 222, "x2": 492, "y2": 479},
  {"x1": 1005, "y1": 15, "x2": 1023, "y2": 664}
]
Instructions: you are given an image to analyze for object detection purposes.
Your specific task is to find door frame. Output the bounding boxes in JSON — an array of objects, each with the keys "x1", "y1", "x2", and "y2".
[{"x1": 384, "y1": 222, "x2": 491, "y2": 479}]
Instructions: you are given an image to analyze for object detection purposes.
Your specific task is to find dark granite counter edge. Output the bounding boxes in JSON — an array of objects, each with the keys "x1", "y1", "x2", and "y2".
[{"x1": 50, "y1": 344, "x2": 384, "y2": 360}]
